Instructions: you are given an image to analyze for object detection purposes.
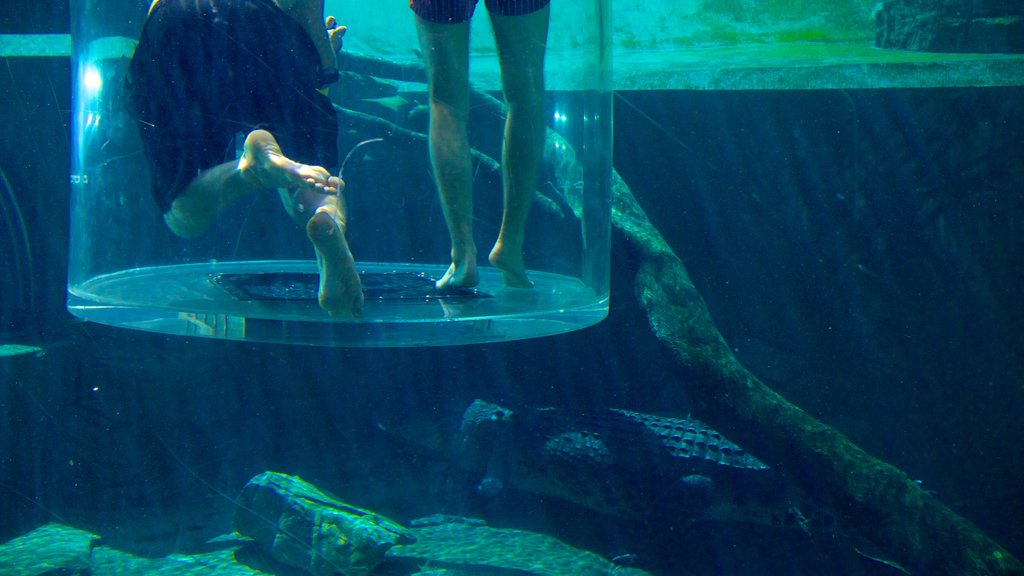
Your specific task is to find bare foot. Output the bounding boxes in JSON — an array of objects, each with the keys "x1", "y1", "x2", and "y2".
[
  {"x1": 238, "y1": 129, "x2": 339, "y2": 194},
  {"x1": 436, "y1": 249, "x2": 479, "y2": 291},
  {"x1": 489, "y1": 242, "x2": 533, "y2": 289},
  {"x1": 307, "y1": 205, "x2": 363, "y2": 317}
]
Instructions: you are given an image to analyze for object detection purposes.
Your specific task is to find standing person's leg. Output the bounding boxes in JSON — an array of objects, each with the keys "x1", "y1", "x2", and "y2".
[
  {"x1": 488, "y1": 3, "x2": 549, "y2": 288},
  {"x1": 415, "y1": 15, "x2": 478, "y2": 290}
]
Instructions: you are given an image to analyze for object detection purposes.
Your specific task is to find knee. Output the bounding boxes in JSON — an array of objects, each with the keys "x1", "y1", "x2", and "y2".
[
  {"x1": 163, "y1": 209, "x2": 207, "y2": 239},
  {"x1": 503, "y1": 83, "x2": 545, "y2": 114}
]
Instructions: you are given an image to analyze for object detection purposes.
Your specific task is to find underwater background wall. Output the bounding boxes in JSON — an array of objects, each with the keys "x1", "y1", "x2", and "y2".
[{"x1": 3, "y1": 1, "x2": 1024, "y2": 575}]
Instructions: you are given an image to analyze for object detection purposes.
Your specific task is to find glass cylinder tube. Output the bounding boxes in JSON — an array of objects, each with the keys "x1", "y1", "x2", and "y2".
[{"x1": 68, "y1": 0, "x2": 612, "y2": 346}]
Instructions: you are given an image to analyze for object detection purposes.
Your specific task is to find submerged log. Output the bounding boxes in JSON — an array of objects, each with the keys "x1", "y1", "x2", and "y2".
[
  {"x1": 338, "y1": 51, "x2": 1024, "y2": 576},
  {"x1": 234, "y1": 472, "x2": 414, "y2": 576},
  {"x1": 343, "y1": 51, "x2": 427, "y2": 85}
]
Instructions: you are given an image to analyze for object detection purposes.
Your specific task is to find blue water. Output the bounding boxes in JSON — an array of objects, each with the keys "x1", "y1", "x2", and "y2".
[{"x1": 3, "y1": 8, "x2": 1024, "y2": 576}]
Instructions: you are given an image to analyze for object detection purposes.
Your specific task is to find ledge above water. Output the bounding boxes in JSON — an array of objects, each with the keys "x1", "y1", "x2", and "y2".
[{"x1": 607, "y1": 42, "x2": 1024, "y2": 91}]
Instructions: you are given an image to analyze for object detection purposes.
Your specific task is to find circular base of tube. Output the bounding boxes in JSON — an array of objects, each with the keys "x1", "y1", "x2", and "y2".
[{"x1": 67, "y1": 261, "x2": 608, "y2": 347}]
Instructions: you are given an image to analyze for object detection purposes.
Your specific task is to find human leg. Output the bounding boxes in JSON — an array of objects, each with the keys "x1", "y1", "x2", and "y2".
[
  {"x1": 132, "y1": 0, "x2": 334, "y2": 237},
  {"x1": 163, "y1": 129, "x2": 339, "y2": 238},
  {"x1": 164, "y1": 130, "x2": 362, "y2": 317},
  {"x1": 130, "y1": 1, "x2": 360, "y2": 315},
  {"x1": 488, "y1": 3, "x2": 549, "y2": 288},
  {"x1": 301, "y1": 192, "x2": 363, "y2": 318},
  {"x1": 415, "y1": 15, "x2": 478, "y2": 290},
  {"x1": 162, "y1": 162, "x2": 258, "y2": 239},
  {"x1": 256, "y1": 132, "x2": 362, "y2": 318},
  {"x1": 218, "y1": 5, "x2": 359, "y2": 316}
]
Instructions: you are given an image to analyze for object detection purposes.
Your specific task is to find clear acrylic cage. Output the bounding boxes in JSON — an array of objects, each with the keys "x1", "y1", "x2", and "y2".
[{"x1": 68, "y1": 0, "x2": 612, "y2": 347}]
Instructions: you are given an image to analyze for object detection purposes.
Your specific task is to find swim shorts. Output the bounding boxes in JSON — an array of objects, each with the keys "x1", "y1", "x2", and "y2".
[
  {"x1": 125, "y1": 0, "x2": 338, "y2": 213},
  {"x1": 410, "y1": 0, "x2": 551, "y2": 24}
]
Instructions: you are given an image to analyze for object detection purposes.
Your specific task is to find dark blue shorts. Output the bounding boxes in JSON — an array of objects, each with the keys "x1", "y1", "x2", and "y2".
[
  {"x1": 126, "y1": 0, "x2": 338, "y2": 213},
  {"x1": 410, "y1": 0, "x2": 550, "y2": 24}
]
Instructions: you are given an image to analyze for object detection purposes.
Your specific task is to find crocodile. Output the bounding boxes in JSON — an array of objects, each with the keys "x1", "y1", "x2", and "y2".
[{"x1": 453, "y1": 399, "x2": 798, "y2": 525}]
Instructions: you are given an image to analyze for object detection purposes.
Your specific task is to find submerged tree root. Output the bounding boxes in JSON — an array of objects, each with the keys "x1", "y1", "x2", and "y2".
[{"x1": 612, "y1": 171, "x2": 1023, "y2": 576}]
